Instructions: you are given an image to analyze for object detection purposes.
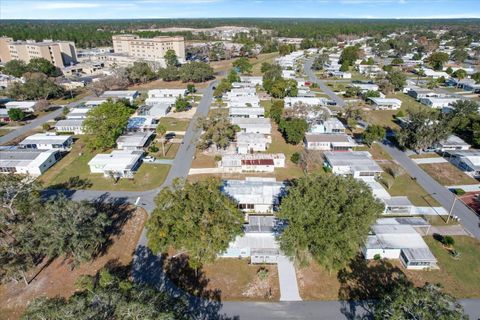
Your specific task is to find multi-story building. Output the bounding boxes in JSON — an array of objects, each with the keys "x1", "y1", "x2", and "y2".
[
  {"x1": 0, "y1": 37, "x2": 77, "y2": 68},
  {"x1": 112, "y1": 34, "x2": 185, "y2": 63}
]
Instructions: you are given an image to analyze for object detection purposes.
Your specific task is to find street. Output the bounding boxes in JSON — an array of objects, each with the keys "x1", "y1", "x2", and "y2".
[{"x1": 303, "y1": 58, "x2": 346, "y2": 107}]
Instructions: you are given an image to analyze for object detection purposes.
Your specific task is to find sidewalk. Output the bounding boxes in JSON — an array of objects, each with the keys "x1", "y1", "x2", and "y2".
[{"x1": 277, "y1": 256, "x2": 302, "y2": 301}]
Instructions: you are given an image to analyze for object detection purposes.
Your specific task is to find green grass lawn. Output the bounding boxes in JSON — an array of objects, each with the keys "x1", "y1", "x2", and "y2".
[
  {"x1": 364, "y1": 92, "x2": 425, "y2": 130},
  {"x1": 0, "y1": 128, "x2": 11, "y2": 137},
  {"x1": 159, "y1": 117, "x2": 190, "y2": 132},
  {"x1": 408, "y1": 236, "x2": 480, "y2": 298},
  {"x1": 260, "y1": 100, "x2": 272, "y2": 117},
  {"x1": 41, "y1": 137, "x2": 170, "y2": 191},
  {"x1": 150, "y1": 141, "x2": 180, "y2": 159}
]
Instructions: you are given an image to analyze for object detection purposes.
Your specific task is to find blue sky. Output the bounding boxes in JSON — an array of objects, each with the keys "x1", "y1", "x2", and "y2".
[{"x1": 1, "y1": 0, "x2": 480, "y2": 19}]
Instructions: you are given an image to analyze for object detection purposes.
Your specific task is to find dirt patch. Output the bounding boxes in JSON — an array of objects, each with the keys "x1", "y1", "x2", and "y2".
[
  {"x1": 296, "y1": 260, "x2": 341, "y2": 300},
  {"x1": 420, "y1": 163, "x2": 478, "y2": 186},
  {"x1": 165, "y1": 256, "x2": 280, "y2": 301},
  {"x1": 0, "y1": 207, "x2": 147, "y2": 319}
]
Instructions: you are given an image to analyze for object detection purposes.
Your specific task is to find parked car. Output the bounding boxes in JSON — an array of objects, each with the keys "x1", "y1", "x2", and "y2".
[{"x1": 143, "y1": 155, "x2": 155, "y2": 162}]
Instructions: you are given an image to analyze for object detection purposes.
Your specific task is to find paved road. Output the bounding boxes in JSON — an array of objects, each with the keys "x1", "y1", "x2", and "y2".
[
  {"x1": 0, "y1": 107, "x2": 65, "y2": 145},
  {"x1": 303, "y1": 58, "x2": 346, "y2": 107},
  {"x1": 0, "y1": 97, "x2": 93, "y2": 146},
  {"x1": 219, "y1": 299, "x2": 480, "y2": 319},
  {"x1": 381, "y1": 140, "x2": 480, "y2": 239}
]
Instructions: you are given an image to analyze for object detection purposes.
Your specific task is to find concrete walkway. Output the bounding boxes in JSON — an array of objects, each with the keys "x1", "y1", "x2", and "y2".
[
  {"x1": 416, "y1": 224, "x2": 471, "y2": 236},
  {"x1": 412, "y1": 157, "x2": 447, "y2": 164},
  {"x1": 277, "y1": 256, "x2": 302, "y2": 301}
]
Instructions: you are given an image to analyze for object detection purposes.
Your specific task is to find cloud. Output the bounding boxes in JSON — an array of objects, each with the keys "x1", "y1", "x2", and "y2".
[{"x1": 33, "y1": 2, "x2": 102, "y2": 9}]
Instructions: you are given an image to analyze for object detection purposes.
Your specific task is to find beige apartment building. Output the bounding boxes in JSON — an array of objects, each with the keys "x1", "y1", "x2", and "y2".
[
  {"x1": 112, "y1": 34, "x2": 185, "y2": 63},
  {"x1": 0, "y1": 37, "x2": 77, "y2": 68}
]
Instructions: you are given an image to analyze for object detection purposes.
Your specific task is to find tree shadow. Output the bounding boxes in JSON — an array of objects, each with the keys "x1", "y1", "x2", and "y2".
[
  {"x1": 132, "y1": 245, "x2": 235, "y2": 320},
  {"x1": 94, "y1": 201, "x2": 136, "y2": 258},
  {"x1": 49, "y1": 176, "x2": 93, "y2": 190},
  {"x1": 337, "y1": 255, "x2": 411, "y2": 320}
]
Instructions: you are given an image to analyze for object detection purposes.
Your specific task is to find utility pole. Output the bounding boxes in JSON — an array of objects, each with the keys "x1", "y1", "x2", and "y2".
[{"x1": 447, "y1": 195, "x2": 457, "y2": 224}]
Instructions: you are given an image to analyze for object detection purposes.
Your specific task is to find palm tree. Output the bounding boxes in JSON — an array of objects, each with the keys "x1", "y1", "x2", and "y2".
[
  {"x1": 156, "y1": 124, "x2": 167, "y2": 157},
  {"x1": 416, "y1": 69, "x2": 426, "y2": 85}
]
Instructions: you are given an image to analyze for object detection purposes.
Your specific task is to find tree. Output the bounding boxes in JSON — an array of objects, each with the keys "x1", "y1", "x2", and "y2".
[
  {"x1": 472, "y1": 72, "x2": 480, "y2": 84},
  {"x1": 179, "y1": 61, "x2": 214, "y2": 83},
  {"x1": 412, "y1": 52, "x2": 422, "y2": 60},
  {"x1": 7, "y1": 73, "x2": 64, "y2": 100},
  {"x1": 146, "y1": 178, "x2": 244, "y2": 269},
  {"x1": 126, "y1": 61, "x2": 156, "y2": 84},
  {"x1": 363, "y1": 124, "x2": 386, "y2": 146},
  {"x1": 83, "y1": 100, "x2": 133, "y2": 150},
  {"x1": 22, "y1": 268, "x2": 190, "y2": 320},
  {"x1": 35, "y1": 195, "x2": 111, "y2": 265},
  {"x1": 386, "y1": 70, "x2": 406, "y2": 91},
  {"x1": 339, "y1": 46, "x2": 359, "y2": 67},
  {"x1": 390, "y1": 57, "x2": 404, "y2": 66},
  {"x1": 446, "y1": 66, "x2": 454, "y2": 75},
  {"x1": 270, "y1": 78, "x2": 298, "y2": 99},
  {"x1": 156, "y1": 124, "x2": 167, "y2": 157},
  {"x1": 453, "y1": 69, "x2": 467, "y2": 87},
  {"x1": 451, "y1": 49, "x2": 468, "y2": 63},
  {"x1": 186, "y1": 83, "x2": 196, "y2": 94},
  {"x1": 227, "y1": 69, "x2": 240, "y2": 84},
  {"x1": 397, "y1": 108, "x2": 451, "y2": 152},
  {"x1": 27, "y1": 58, "x2": 60, "y2": 77},
  {"x1": 164, "y1": 49, "x2": 179, "y2": 67},
  {"x1": 213, "y1": 78, "x2": 232, "y2": 97},
  {"x1": 197, "y1": 114, "x2": 240, "y2": 150},
  {"x1": 7, "y1": 108, "x2": 25, "y2": 121},
  {"x1": 364, "y1": 90, "x2": 381, "y2": 99},
  {"x1": 278, "y1": 118, "x2": 308, "y2": 144},
  {"x1": 232, "y1": 57, "x2": 252, "y2": 74},
  {"x1": 157, "y1": 65, "x2": 180, "y2": 81},
  {"x1": 427, "y1": 52, "x2": 449, "y2": 71},
  {"x1": 2, "y1": 60, "x2": 28, "y2": 77},
  {"x1": 269, "y1": 99, "x2": 284, "y2": 123},
  {"x1": 278, "y1": 174, "x2": 384, "y2": 272},
  {"x1": 374, "y1": 283, "x2": 467, "y2": 320},
  {"x1": 344, "y1": 86, "x2": 361, "y2": 98},
  {"x1": 312, "y1": 54, "x2": 329, "y2": 71},
  {"x1": 291, "y1": 152, "x2": 301, "y2": 164},
  {"x1": 88, "y1": 71, "x2": 129, "y2": 97},
  {"x1": 279, "y1": 44, "x2": 294, "y2": 56},
  {"x1": 339, "y1": 61, "x2": 349, "y2": 72},
  {"x1": 448, "y1": 100, "x2": 479, "y2": 132},
  {"x1": 174, "y1": 96, "x2": 190, "y2": 112}
]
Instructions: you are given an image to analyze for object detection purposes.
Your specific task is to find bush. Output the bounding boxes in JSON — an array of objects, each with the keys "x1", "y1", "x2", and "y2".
[
  {"x1": 442, "y1": 236, "x2": 455, "y2": 247},
  {"x1": 395, "y1": 110, "x2": 405, "y2": 118},
  {"x1": 374, "y1": 254, "x2": 381, "y2": 261},
  {"x1": 454, "y1": 188, "x2": 465, "y2": 196},
  {"x1": 257, "y1": 267, "x2": 269, "y2": 280},
  {"x1": 214, "y1": 155, "x2": 222, "y2": 162},
  {"x1": 149, "y1": 145, "x2": 159, "y2": 153},
  {"x1": 42, "y1": 123, "x2": 51, "y2": 131},
  {"x1": 291, "y1": 152, "x2": 301, "y2": 164}
]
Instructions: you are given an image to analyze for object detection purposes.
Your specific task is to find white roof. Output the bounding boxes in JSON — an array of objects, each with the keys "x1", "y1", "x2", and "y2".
[
  {"x1": 88, "y1": 150, "x2": 143, "y2": 171},
  {"x1": 5, "y1": 101, "x2": 36, "y2": 108},
  {"x1": 324, "y1": 151, "x2": 383, "y2": 172},
  {"x1": 221, "y1": 177, "x2": 285, "y2": 207},
  {"x1": 229, "y1": 107, "x2": 264, "y2": 116},
  {"x1": 19, "y1": 133, "x2": 71, "y2": 146},
  {"x1": 0, "y1": 149, "x2": 58, "y2": 169},
  {"x1": 369, "y1": 98, "x2": 402, "y2": 106},
  {"x1": 227, "y1": 233, "x2": 279, "y2": 251},
  {"x1": 116, "y1": 131, "x2": 153, "y2": 148},
  {"x1": 101, "y1": 90, "x2": 138, "y2": 98}
]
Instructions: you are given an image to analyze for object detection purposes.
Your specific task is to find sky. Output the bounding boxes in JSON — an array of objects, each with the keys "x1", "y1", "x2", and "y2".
[{"x1": 1, "y1": 0, "x2": 480, "y2": 20}]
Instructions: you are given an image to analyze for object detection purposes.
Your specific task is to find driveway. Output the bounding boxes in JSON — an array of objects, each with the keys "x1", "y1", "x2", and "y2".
[
  {"x1": 381, "y1": 141, "x2": 480, "y2": 239},
  {"x1": 277, "y1": 256, "x2": 302, "y2": 301}
]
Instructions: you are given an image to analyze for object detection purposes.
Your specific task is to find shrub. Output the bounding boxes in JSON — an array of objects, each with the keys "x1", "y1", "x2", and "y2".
[
  {"x1": 42, "y1": 123, "x2": 51, "y2": 131},
  {"x1": 442, "y1": 236, "x2": 455, "y2": 247},
  {"x1": 291, "y1": 152, "x2": 301, "y2": 164},
  {"x1": 395, "y1": 110, "x2": 405, "y2": 118},
  {"x1": 214, "y1": 155, "x2": 222, "y2": 162},
  {"x1": 257, "y1": 267, "x2": 269, "y2": 280},
  {"x1": 149, "y1": 145, "x2": 159, "y2": 153},
  {"x1": 454, "y1": 188, "x2": 465, "y2": 196},
  {"x1": 374, "y1": 254, "x2": 381, "y2": 261}
]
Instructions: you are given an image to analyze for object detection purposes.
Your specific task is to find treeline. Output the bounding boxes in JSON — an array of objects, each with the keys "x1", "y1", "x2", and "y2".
[{"x1": 1, "y1": 19, "x2": 479, "y2": 48}]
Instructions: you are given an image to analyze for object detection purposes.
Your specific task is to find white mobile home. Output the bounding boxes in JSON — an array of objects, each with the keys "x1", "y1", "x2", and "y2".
[
  {"x1": 19, "y1": 133, "x2": 73, "y2": 151},
  {"x1": 54, "y1": 119, "x2": 85, "y2": 135},
  {"x1": 88, "y1": 150, "x2": 143, "y2": 179},
  {"x1": 324, "y1": 151, "x2": 383, "y2": 179},
  {"x1": 369, "y1": 98, "x2": 402, "y2": 110},
  {"x1": 231, "y1": 118, "x2": 272, "y2": 134},
  {"x1": 116, "y1": 131, "x2": 153, "y2": 151},
  {"x1": 0, "y1": 149, "x2": 60, "y2": 177},
  {"x1": 304, "y1": 133, "x2": 356, "y2": 151},
  {"x1": 236, "y1": 132, "x2": 271, "y2": 154},
  {"x1": 5, "y1": 101, "x2": 37, "y2": 112},
  {"x1": 100, "y1": 90, "x2": 139, "y2": 103}
]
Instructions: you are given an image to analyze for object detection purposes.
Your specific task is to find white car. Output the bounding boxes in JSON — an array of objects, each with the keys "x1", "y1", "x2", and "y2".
[{"x1": 143, "y1": 156, "x2": 155, "y2": 162}]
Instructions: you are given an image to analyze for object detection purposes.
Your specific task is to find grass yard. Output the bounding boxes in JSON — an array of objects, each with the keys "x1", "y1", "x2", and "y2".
[
  {"x1": 202, "y1": 259, "x2": 280, "y2": 301},
  {"x1": 296, "y1": 260, "x2": 341, "y2": 300},
  {"x1": 164, "y1": 257, "x2": 280, "y2": 301},
  {"x1": 41, "y1": 137, "x2": 170, "y2": 191},
  {"x1": 260, "y1": 99, "x2": 272, "y2": 117},
  {"x1": 0, "y1": 128, "x2": 12, "y2": 137},
  {"x1": 405, "y1": 236, "x2": 480, "y2": 298},
  {"x1": 420, "y1": 162, "x2": 478, "y2": 186},
  {"x1": 159, "y1": 117, "x2": 190, "y2": 132},
  {"x1": 191, "y1": 150, "x2": 217, "y2": 168},
  {"x1": 250, "y1": 52, "x2": 279, "y2": 76},
  {"x1": 369, "y1": 143, "x2": 393, "y2": 161}
]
